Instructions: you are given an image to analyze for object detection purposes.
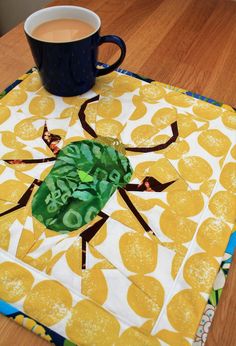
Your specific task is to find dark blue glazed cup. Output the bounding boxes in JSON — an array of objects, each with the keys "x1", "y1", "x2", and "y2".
[{"x1": 24, "y1": 6, "x2": 126, "y2": 96}]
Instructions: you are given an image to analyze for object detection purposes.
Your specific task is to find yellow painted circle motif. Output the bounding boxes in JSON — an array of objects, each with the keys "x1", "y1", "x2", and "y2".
[
  {"x1": 0, "y1": 180, "x2": 28, "y2": 203},
  {"x1": 65, "y1": 239, "x2": 82, "y2": 275},
  {"x1": 82, "y1": 269, "x2": 108, "y2": 305},
  {"x1": 160, "y1": 209, "x2": 197, "y2": 242},
  {"x1": 0, "y1": 105, "x2": 10, "y2": 124},
  {"x1": 231, "y1": 145, "x2": 236, "y2": 160},
  {"x1": 199, "y1": 179, "x2": 216, "y2": 197},
  {"x1": 1, "y1": 89, "x2": 27, "y2": 106},
  {"x1": 131, "y1": 124, "x2": 156, "y2": 146},
  {"x1": 116, "y1": 327, "x2": 160, "y2": 346},
  {"x1": 221, "y1": 111, "x2": 236, "y2": 129},
  {"x1": 151, "y1": 107, "x2": 177, "y2": 130},
  {"x1": 2, "y1": 149, "x2": 33, "y2": 160},
  {"x1": 167, "y1": 289, "x2": 206, "y2": 337},
  {"x1": 29, "y1": 96, "x2": 55, "y2": 116},
  {"x1": 62, "y1": 96, "x2": 87, "y2": 107},
  {"x1": 164, "y1": 140, "x2": 190, "y2": 160},
  {"x1": 23, "y1": 280, "x2": 72, "y2": 326},
  {"x1": 167, "y1": 190, "x2": 204, "y2": 217},
  {"x1": 178, "y1": 156, "x2": 213, "y2": 183},
  {"x1": 66, "y1": 299, "x2": 120, "y2": 346},
  {"x1": 1, "y1": 131, "x2": 25, "y2": 149},
  {"x1": 113, "y1": 75, "x2": 142, "y2": 96},
  {"x1": 14, "y1": 118, "x2": 42, "y2": 140},
  {"x1": 220, "y1": 162, "x2": 236, "y2": 193},
  {"x1": 128, "y1": 275, "x2": 164, "y2": 318},
  {"x1": 198, "y1": 129, "x2": 231, "y2": 157},
  {"x1": 193, "y1": 102, "x2": 222, "y2": 120},
  {"x1": 183, "y1": 253, "x2": 219, "y2": 292},
  {"x1": 111, "y1": 210, "x2": 145, "y2": 235},
  {"x1": 119, "y1": 232, "x2": 157, "y2": 274},
  {"x1": 177, "y1": 114, "x2": 198, "y2": 138},
  {"x1": 19, "y1": 73, "x2": 42, "y2": 92},
  {"x1": 139, "y1": 84, "x2": 165, "y2": 103},
  {"x1": 209, "y1": 191, "x2": 236, "y2": 223},
  {"x1": 197, "y1": 218, "x2": 231, "y2": 256},
  {"x1": 148, "y1": 158, "x2": 179, "y2": 182},
  {"x1": 0, "y1": 262, "x2": 34, "y2": 303},
  {"x1": 96, "y1": 119, "x2": 123, "y2": 137},
  {"x1": 165, "y1": 92, "x2": 194, "y2": 107},
  {"x1": 156, "y1": 330, "x2": 190, "y2": 346},
  {"x1": 97, "y1": 97, "x2": 122, "y2": 118}
]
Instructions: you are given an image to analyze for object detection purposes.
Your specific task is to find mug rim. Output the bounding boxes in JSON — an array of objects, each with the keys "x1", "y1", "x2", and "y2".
[{"x1": 24, "y1": 5, "x2": 101, "y2": 43}]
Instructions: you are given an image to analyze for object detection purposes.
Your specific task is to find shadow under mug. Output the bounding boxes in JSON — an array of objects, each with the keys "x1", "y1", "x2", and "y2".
[{"x1": 24, "y1": 6, "x2": 126, "y2": 96}]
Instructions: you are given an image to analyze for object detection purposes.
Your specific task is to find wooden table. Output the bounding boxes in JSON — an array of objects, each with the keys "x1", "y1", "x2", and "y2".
[{"x1": 0, "y1": 0, "x2": 235, "y2": 345}]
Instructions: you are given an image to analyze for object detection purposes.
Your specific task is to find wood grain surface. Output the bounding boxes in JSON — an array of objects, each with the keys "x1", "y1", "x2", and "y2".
[{"x1": 0, "y1": 1, "x2": 235, "y2": 345}]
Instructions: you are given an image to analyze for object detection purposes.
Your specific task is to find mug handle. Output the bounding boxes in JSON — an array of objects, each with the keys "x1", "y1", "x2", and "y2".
[{"x1": 96, "y1": 35, "x2": 126, "y2": 76}]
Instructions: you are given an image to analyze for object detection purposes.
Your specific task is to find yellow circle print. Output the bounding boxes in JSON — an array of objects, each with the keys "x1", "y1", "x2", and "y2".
[
  {"x1": 111, "y1": 210, "x2": 146, "y2": 235},
  {"x1": 177, "y1": 114, "x2": 198, "y2": 138},
  {"x1": 89, "y1": 224, "x2": 107, "y2": 247},
  {"x1": 96, "y1": 118, "x2": 123, "y2": 137},
  {"x1": 183, "y1": 252, "x2": 219, "y2": 292},
  {"x1": 0, "y1": 105, "x2": 10, "y2": 124},
  {"x1": 167, "y1": 289, "x2": 206, "y2": 337},
  {"x1": 231, "y1": 145, "x2": 236, "y2": 160},
  {"x1": 1, "y1": 131, "x2": 25, "y2": 149},
  {"x1": 65, "y1": 239, "x2": 82, "y2": 275},
  {"x1": 197, "y1": 218, "x2": 231, "y2": 256},
  {"x1": 62, "y1": 96, "x2": 87, "y2": 107},
  {"x1": 209, "y1": 190, "x2": 236, "y2": 223},
  {"x1": 165, "y1": 92, "x2": 194, "y2": 107},
  {"x1": 148, "y1": 158, "x2": 178, "y2": 182},
  {"x1": 199, "y1": 179, "x2": 216, "y2": 197},
  {"x1": 198, "y1": 129, "x2": 231, "y2": 157},
  {"x1": 14, "y1": 118, "x2": 42, "y2": 140},
  {"x1": 1, "y1": 89, "x2": 27, "y2": 106},
  {"x1": 164, "y1": 140, "x2": 190, "y2": 160},
  {"x1": 19, "y1": 73, "x2": 42, "y2": 92},
  {"x1": 23, "y1": 280, "x2": 72, "y2": 326},
  {"x1": 0, "y1": 262, "x2": 34, "y2": 303},
  {"x1": 2, "y1": 149, "x2": 33, "y2": 160},
  {"x1": 0, "y1": 225, "x2": 10, "y2": 251},
  {"x1": 82, "y1": 269, "x2": 108, "y2": 305},
  {"x1": 221, "y1": 110, "x2": 236, "y2": 129},
  {"x1": 97, "y1": 97, "x2": 122, "y2": 118},
  {"x1": 119, "y1": 232, "x2": 157, "y2": 274},
  {"x1": 131, "y1": 124, "x2": 157, "y2": 146},
  {"x1": 151, "y1": 107, "x2": 177, "y2": 130},
  {"x1": 193, "y1": 102, "x2": 222, "y2": 120},
  {"x1": 167, "y1": 190, "x2": 204, "y2": 217},
  {"x1": 178, "y1": 156, "x2": 213, "y2": 183},
  {"x1": 29, "y1": 96, "x2": 55, "y2": 116},
  {"x1": 66, "y1": 299, "x2": 120, "y2": 346},
  {"x1": 160, "y1": 209, "x2": 197, "y2": 243},
  {"x1": 113, "y1": 75, "x2": 142, "y2": 96},
  {"x1": 220, "y1": 162, "x2": 236, "y2": 193},
  {"x1": 116, "y1": 327, "x2": 160, "y2": 346},
  {"x1": 139, "y1": 84, "x2": 165, "y2": 103},
  {"x1": 171, "y1": 248, "x2": 187, "y2": 279},
  {"x1": 156, "y1": 330, "x2": 190, "y2": 346},
  {"x1": 0, "y1": 180, "x2": 28, "y2": 203},
  {"x1": 127, "y1": 275, "x2": 164, "y2": 318}
]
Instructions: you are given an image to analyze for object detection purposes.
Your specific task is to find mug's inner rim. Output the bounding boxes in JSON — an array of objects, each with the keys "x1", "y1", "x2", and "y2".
[{"x1": 24, "y1": 5, "x2": 101, "y2": 43}]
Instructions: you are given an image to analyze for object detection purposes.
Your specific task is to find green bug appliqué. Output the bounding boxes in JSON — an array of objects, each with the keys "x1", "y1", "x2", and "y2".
[{"x1": 32, "y1": 140, "x2": 133, "y2": 231}]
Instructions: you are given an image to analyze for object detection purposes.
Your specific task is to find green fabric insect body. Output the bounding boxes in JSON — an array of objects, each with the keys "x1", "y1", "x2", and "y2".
[{"x1": 32, "y1": 140, "x2": 133, "y2": 231}]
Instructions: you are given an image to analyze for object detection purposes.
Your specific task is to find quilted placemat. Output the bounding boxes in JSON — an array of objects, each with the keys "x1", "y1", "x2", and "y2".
[{"x1": 0, "y1": 66, "x2": 235, "y2": 346}]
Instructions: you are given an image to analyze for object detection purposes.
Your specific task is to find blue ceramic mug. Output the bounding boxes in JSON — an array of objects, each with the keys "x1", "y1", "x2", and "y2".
[{"x1": 24, "y1": 6, "x2": 126, "y2": 96}]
